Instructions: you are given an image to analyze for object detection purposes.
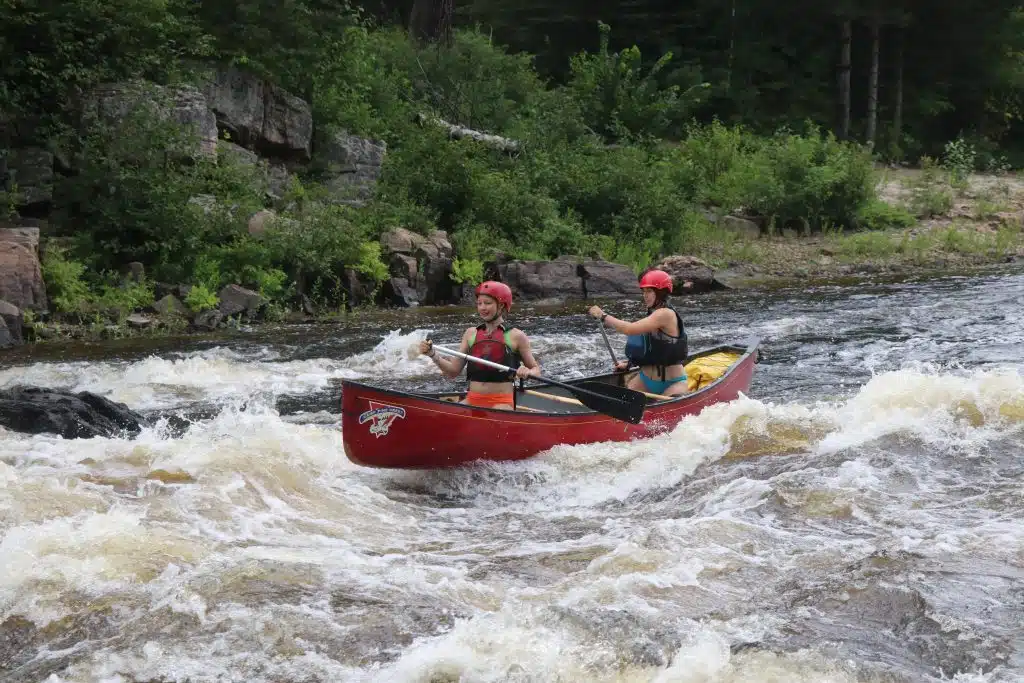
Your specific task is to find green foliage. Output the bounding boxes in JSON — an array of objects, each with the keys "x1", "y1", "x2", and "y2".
[
  {"x1": 41, "y1": 246, "x2": 92, "y2": 313},
  {"x1": 41, "y1": 244, "x2": 156, "y2": 315},
  {"x1": 567, "y1": 22, "x2": 708, "y2": 143},
  {"x1": 57, "y1": 101, "x2": 265, "y2": 283},
  {"x1": 0, "y1": 0, "x2": 212, "y2": 137},
  {"x1": 905, "y1": 157, "x2": 955, "y2": 218},
  {"x1": 93, "y1": 278, "x2": 155, "y2": 314},
  {"x1": 942, "y1": 136, "x2": 976, "y2": 188},
  {"x1": 184, "y1": 284, "x2": 219, "y2": 312},
  {"x1": 0, "y1": 184, "x2": 17, "y2": 221},
  {"x1": 450, "y1": 257, "x2": 485, "y2": 285},
  {"x1": 855, "y1": 199, "x2": 917, "y2": 231}
]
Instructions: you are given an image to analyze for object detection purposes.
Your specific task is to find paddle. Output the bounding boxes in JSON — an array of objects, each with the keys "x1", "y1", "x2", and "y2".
[
  {"x1": 597, "y1": 319, "x2": 621, "y2": 367},
  {"x1": 424, "y1": 344, "x2": 647, "y2": 424}
]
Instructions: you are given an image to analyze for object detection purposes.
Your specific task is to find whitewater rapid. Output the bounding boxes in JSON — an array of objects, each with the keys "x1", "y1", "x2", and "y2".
[{"x1": 1, "y1": 271, "x2": 1022, "y2": 682}]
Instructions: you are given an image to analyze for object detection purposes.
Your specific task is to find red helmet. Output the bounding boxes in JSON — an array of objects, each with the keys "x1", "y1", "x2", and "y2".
[
  {"x1": 638, "y1": 269, "x2": 673, "y2": 293},
  {"x1": 475, "y1": 280, "x2": 513, "y2": 312}
]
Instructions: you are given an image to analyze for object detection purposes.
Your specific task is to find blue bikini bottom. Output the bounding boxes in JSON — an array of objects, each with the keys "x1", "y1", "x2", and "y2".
[{"x1": 638, "y1": 369, "x2": 687, "y2": 394}]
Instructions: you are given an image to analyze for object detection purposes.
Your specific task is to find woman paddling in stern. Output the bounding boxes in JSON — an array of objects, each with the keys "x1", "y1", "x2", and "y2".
[
  {"x1": 418, "y1": 281, "x2": 541, "y2": 410},
  {"x1": 589, "y1": 269, "x2": 690, "y2": 398}
]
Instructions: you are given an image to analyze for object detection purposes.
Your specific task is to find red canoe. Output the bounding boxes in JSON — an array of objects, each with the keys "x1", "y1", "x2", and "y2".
[{"x1": 342, "y1": 337, "x2": 761, "y2": 469}]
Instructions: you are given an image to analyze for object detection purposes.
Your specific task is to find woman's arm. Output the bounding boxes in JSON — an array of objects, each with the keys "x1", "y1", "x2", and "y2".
[
  {"x1": 425, "y1": 329, "x2": 470, "y2": 378},
  {"x1": 512, "y1": 330, "x2": 541, "y2": 379},
  {"x1": 589, "y1": 306, "x2": 673, "y2": 336}
]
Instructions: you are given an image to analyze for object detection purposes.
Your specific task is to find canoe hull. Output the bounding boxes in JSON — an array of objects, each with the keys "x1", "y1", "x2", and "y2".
[{"x1": 342, "y1": 339, "x2": 759, "y2": 469}]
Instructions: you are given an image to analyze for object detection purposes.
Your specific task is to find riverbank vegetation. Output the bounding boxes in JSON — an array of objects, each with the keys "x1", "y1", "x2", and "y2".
[{"x1": 3, "y1": 0, "x2": 1024, "y2": 328}]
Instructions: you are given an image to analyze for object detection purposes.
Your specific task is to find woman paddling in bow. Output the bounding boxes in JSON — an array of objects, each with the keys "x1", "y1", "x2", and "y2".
[
  {"x1": 589, "y1": 269, "x2": 691, "y2": 397},
  {"x1": 418, "y1": 281, "x2": 541, "y2": 410}
]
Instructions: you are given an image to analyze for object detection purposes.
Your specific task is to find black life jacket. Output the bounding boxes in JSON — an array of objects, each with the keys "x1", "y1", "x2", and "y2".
[
  {"x1": 466, "y1": 324, "x2": 520, "y2": 384},
  {"x1": 624, "y1": 305, "x2": 688, "y2": 378}
]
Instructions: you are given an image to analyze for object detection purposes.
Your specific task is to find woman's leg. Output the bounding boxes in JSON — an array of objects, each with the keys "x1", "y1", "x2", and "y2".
[
  {"x1": 660, "y1": 379, "x2": 689, "y2": 397},
  {"x1": 632, "y1": 370, "x2": 688, "y2": 397},
  {"x1": 626, "y1": 373, "x2": 648, "y2": 392}
]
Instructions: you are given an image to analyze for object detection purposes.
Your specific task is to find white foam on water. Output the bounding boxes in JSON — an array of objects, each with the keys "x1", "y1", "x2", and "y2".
[{"x1": 0, "y1": 346, "x2": 363, "y2": 410}]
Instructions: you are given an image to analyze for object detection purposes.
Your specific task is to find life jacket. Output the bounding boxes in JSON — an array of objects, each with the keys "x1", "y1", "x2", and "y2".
[
  {"x1": 466, "y1": 323, "x2": 520, "y2": 384},
  {"x1": 624, "y1": 305, "x2": 688, "y2": 378}
]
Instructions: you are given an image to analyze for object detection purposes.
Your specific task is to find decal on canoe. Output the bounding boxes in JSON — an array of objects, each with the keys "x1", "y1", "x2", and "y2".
[{"x1": 358, "y1": 401, "x2": 407, "y2": 438}]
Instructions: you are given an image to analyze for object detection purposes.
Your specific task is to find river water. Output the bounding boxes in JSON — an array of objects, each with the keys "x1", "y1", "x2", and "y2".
[{"x1": 1, "y1": 270, "x2": 1023, "y2": 683}]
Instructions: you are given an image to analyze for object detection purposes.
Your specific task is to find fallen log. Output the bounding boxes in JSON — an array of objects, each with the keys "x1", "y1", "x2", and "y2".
[{"x1": 415, "y1": 112, "x2": 521, "y2": 154}]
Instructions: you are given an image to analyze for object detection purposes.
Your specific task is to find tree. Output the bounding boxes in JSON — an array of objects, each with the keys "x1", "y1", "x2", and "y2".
[{"x1": 409, "y1": 0, "x2": 454, "y2": 46}]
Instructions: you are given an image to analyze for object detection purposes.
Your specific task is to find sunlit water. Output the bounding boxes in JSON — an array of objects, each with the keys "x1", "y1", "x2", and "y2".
[{"x1": 1, "y1": 271, "x2": 1023, "y2": 682}]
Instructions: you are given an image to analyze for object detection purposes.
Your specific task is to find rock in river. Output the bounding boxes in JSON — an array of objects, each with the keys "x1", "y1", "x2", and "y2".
[{"x1": 0, "y1": 386, "x2": 145, "y2": 439}]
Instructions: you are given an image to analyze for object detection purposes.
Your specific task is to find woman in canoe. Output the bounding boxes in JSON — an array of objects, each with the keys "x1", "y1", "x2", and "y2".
[
  {"x1": 418, "y1": 280, "x2": 541, "y2": 410},
  {"x1": 588, "y1": 269, "x2": 690, "y2": 397}
]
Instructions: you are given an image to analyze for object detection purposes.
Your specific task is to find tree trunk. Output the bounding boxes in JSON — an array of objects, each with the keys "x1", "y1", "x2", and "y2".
[
  {"x1": 409, "y1": 0, "x2": 454, "y2": 46},
  {"x1": 891, "y1": 27, "x2": 904, "y2": 154},
  {"x1": 865, "y1": 16, "x2": 880, "y2": 148},
  {"x1": 838, "y1": 18, "x2": 852, "y2": 139},
  {"x1": 727, "y1": 0, "x2": 736, "y2": 92}
]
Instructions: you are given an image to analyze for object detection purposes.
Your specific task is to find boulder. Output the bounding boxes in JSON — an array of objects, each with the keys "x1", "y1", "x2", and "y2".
[
  {"x1": 187, "y1": 194, "x2": 218, "y2": 215},
  {"x1": 0, "y1": 240, "x2": 47, "y2": 310},
  {"x1": 126, "y1": 261, "x2": 145, "y2": 283},
  {"x1": 266, "y1": 164, "x2": 295, "y2": 201},
  {"x1": 0, "y1": 299, "x2": 23, "y2": 346},
  {"x1": 125, "y1": 314, "x2": 154, "y2": 329},
  {"x1": 193, "y1": 308, "x2": 224, "y2": 331},
  {"x1": 340, "y1": 268, "x2": 376, "y2": 309},
  {"x1": 0, "y1": 386, "x2": 145, "y2": 439},
  {"x1": 489, "y1": 259, "x2": 581, "y2": 300},
  {"x1": 0, "y1": 226, "x2": 40, "y2": 253},
  {"x1": 0, "y1": 317, "x2": 12, "y2": 348},
  {"x1": 247, "y1": 209, "x2": 277, "y2": 238},
  {"x1": 378, "y1": 228, "x2": 456, "y2": 307},
  {"x1": 720, "y1": 215, "x2": 762, "y2": 240},
  {"x1": 152, "y1": 294, "x2": 189, "y2": 318},
  {"x1": 85, "y1": 82, "x2": 219, "y2": 159},
  {"x1": 202, "y1": 67, "x2": 313, "y2": 162},
  {"x1": 316, "y1": 131, "x2": 386, "y2": 203},
  {"x1": 217, "y1": 284, "x2": 266, "y2": 320},
  {"x1": 486, "y1": 256, "x2": 635, "y2": 301},
  {"x1": 652, "y1": 255, "x2": 722, "y2": 293},
  {"x1": 3, "y1": 147, "x2": 54, "y2": 210},
  {"x1": 218, "y1": 140, "x2": 259, "y2": 167},
  {"x1": 381, "y1": 277, "x2": 422, "y2": 308},
  {"x1": 577, "y1": 258, "x2": 638, "y2": 298}
]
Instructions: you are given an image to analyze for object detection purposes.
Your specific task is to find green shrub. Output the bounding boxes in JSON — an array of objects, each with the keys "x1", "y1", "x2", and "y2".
[
  {"x1": 855, "y1": 199, "x2": 917, "y2": 231},
  {"x1": 566, "y1": 22, "x2": 708, "y2": 143},
  {"x1": 184, "y1": 284, "x2": 219, "y2": 312},
  {"x1": 57, "y1": 102, "x2": 264, "y2": 283},
  {"x1": 450, "y1": 257, "x2": 485, "y2": 285},
  {"x1": 41, "y1": 246, "x2": 92, "y2": 313}
]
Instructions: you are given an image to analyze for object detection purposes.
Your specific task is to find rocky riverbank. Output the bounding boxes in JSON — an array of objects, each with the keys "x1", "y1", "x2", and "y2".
[{"x1": 2, "y1": 218, "x2": 1020, "y2": 349}]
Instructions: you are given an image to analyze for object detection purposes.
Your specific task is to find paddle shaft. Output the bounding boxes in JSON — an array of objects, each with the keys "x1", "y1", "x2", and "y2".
[
  {"x1": 429, "y1": 344, "x2": 626, "y2": 405},
  {"x1": 524, "y1": 389, "x2": 585, "y2": 407},
  {"x1": 598, "y1": 322, "x2": 619, "y2": 365}
]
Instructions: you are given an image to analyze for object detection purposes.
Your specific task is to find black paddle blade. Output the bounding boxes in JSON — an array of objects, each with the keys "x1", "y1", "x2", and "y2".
[{"x1": 568, "y1": 380, "x2": 647, "y2": 424}]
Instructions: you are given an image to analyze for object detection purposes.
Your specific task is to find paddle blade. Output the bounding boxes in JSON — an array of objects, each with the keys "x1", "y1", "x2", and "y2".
[
  {"x1": 569, "y1": 380, "x2": 647, "y2": 424},
  {"x1": 406, "y1": 344, "x2": 422, "y2": 361}
]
